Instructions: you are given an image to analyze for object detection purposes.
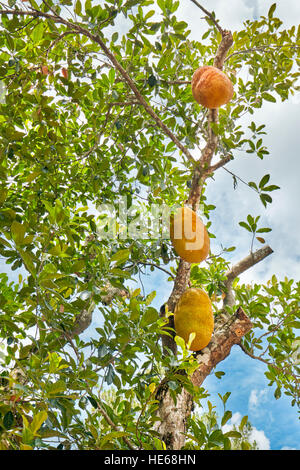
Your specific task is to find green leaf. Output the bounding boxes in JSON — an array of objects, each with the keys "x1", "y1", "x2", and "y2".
[
  {"x1": 261, "y1": 193, "x2": 272, "y2": 205},
  {"x1": 248, "y1": 181, "x2": 258, "y2": 191},
  {"x1": 22, "y1": 421, "x2": 35, "y2": 445},
  {"x1": 262, "y1": 92, "x2": 276, "y2": 103},
  {"x1": 259, "y1": 174, "x2": 270, "y2": 189},
  {"x1": 19, "y1": 344, "x2": 32, "y2": 359},
  {"x1": 241, "y1": 441, "x2": 251, "y2": 450},
  {"x1": 0, "y1": 188, "x2": 7, "y2": 206},
  {"x1": 111, "y1": 249, "x2": 130, "y2": 265},
  {"x1": 75, "y1": 0, "x2": 82, "y2": 15},
  {"x1": 5, "y1": 32, "x2": 14, "y2": 51},
  {"x1": 0, "y1": 236, "x2": 11, "y2": 248},
  {"x1": 147, "y1": 75, "x2": 157, "y2": 87},
  {"x1": 150, "y1": 23, "x2": 161, "y2": 32},
  {"x1": 11, "y1": 221, "x2": 26, "y2": 245},
  {"x1": 208, "y1": 429, "x2": 224, "y2": 446},
  {"x1": 239, "y1": 415, "x2": 248, "y2": 431},
  {"x1": 224, "y1": 430, "x2": 242, "y2": 439},
  {"x1": 71, "y1": 259, "x2": 86, "y2": 273},
  {"x1": 210, "y1": 122, "x2": 219, "y2": 135},
  {"x1": 110, "y1": 268, "x2": 132, "y2": 279},
  {"x1": 111, "y1": 32, "x2": 119, "y2": 43},
  {"x1": 87, "y1": 396, "x2": 98, "y2": 409},
  {"x1": 262, "y1": 184, "x2": 280, "y2": 192},
  {"x1": 221, "y1": 410, "x2": 232, "y2": 426},
  {"x1": 218, "y1": 391, "x2": 231, "y2": 406},
  {"x1": 246, "y1": 140, "x2": 256, "y2": 153},
  {"x1": 247, "y1": 214, "x2": 255, "y2": 227},
  {"x1": 47, "y1": 380, "x2": 67, "y2": 396},
  {"x1": 108, "y1": 68, "x2": 115, "y2": 84},
  {"x1": 215, "y1": 370, "x2": 225, "y2": 379},
  {"x1": 145, "y1": 290, "x2": 156, "y2": 305},
  {"x1": 175, "y1": 335, "x2": 186, "y2": 351},
  {"x1": 274, "y1": 386, "x2": 281, "y2": 399},
  {"x1": 31, "y1": 22, "x2": 44, "y2": 43},
  {"x1": 99, "y1": 431, "x2": 131, "y2": 448},
  {"x1": 105, "y1": 364, "x2": 115, "y2": 385},
  {"x1": 48, "y1": 352, "x2": 63, "y2": 373},
  {"x1": 4, "y1": 411, "x2": 14, "y2": 430},
  {"x1": 18, "y1": 249, "x2": 36, "y2": 277},
  {"x1": 30, "y1": 411, "x2": 48, "y2": 434},
  {"x1": 153, "y1": 437, "x2": 167, "y2": 450},
  {"x1": 268, "y1": 3, "x2": 277, "y2": 18},
  {"x1": 256, "y1": 227, "x2": 272, "y2": 233},
  {"x1": 239, "y1": 221, "x2": 252, "y2": 232},
  {"x1": 140, "y1": 307, "x2": 158, "y2": 327}
]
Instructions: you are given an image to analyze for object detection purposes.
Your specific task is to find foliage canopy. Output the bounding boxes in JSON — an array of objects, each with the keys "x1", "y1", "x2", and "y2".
[{"x1": 0, "y1": 0, "x2": 299, "y2": 450}]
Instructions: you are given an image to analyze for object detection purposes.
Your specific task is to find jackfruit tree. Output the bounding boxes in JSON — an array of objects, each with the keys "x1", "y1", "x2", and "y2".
[{"x1": 0, "y1": 0, "x2": 299, "y2": 451}]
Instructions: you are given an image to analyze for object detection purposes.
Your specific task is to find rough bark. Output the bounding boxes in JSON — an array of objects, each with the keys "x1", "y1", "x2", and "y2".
[
  {"x1": 191, "y1": 307, "x2": 252, "y2": 388},
  {"x1": 155, "y1": 385, "x2": 194, "y2": 450},
  {"x1": 161, "y1": 27, "x2": 233, "y2": 359},
  {"x1": 161, "y1": 259, "x2": 191, "y2": 355},
  {"x1": 223, "y1": 245, "x2": 274, "y2": 307},
  {"x1": 155, "y1": 307, "x2": 252, "y2": 450}
]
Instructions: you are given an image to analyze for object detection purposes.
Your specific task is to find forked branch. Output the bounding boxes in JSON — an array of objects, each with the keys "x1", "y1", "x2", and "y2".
[{"x1": 223, "y1": 245, "x2": 274, "y2": 307}]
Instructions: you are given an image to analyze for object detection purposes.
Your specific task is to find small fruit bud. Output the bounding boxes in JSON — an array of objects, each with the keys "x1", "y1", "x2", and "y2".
[
  {"x1": 62, "y1": 67, "x2": 68, "y2": 79},
  {"x1": 41, "y1": 65, "x2": 49, "y2": 76}
]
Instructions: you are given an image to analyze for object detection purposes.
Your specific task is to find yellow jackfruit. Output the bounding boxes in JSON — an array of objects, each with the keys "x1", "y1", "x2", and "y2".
[{"x1": 174, "y1": 288, "x2": 214, "y2": 351}]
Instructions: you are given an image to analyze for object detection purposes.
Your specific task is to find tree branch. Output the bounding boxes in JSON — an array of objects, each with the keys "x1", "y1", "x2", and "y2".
[
  {"x1": 238, "y1": 342, "x2": 300, "y2": 387},
  {"x1": 192, "y1": 307, "x2": 253, "y2": 386},
  {"x1": 46, "y1": 30, "x2": 81, "y2": 57},
  {"x1": 189, "y1": 0, "x2": 223, "y2": 35},
  {"x1": 223, "y1": 245, "x2": 274, "y2": 308},
  {"x1": 225, "y1": 44, "x2": 300, "y2": 63},
  {"x1": 86, "y1": 390, "x2": 136, "y2": 450},
  {"x1": 213, "y1": 30, "x2": 234, "y2": 69},
  {"x1": 206, "y1": 154, "x2": 233, "y2": 174}
]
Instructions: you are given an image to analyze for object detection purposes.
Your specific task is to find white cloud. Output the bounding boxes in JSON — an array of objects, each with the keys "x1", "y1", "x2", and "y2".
[
  {"x1": 222, "y1": 410, "x2": 271, "y2": 450},
  {"x1": 249, "y1": 427, "x2": 271, "y2": 450},
  {"x1": 231, "y1": 411, "x2": 242, "y2": 426},
  {"x1": 249, "y1": 388, "x2": 269, "y2": 410}
]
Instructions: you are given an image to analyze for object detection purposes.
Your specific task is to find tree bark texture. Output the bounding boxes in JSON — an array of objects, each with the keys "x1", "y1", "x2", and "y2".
[{"x1": 155, "y1": 307, "x2": 253, "y2": 450}]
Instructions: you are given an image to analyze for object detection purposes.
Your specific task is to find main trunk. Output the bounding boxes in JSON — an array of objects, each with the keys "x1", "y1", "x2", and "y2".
[{"x1": 155, "y1": 308, "x2": 252, "y2": 450}]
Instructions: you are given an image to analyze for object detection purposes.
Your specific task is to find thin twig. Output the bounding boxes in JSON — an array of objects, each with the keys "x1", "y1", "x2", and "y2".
[
  {"x1": 46, "y1": 30, "x2": 80, "y2": 57},
  {"x1": 189, "y1": 0, "x2": 223, "y2": 34},
  {"x1": 225, "y1": 44, "x2": 300, "y2": 63},
  {"x1": 222, "y1": 166, "x2": 259, "y2": 193},
  {"x1": 206, "y1": 154, "x2": 233, "y2": 174},
  {"x1": 238, "y1": 342, "x2": 299, "y2": 383},
  {"x1": 126, "y1": 261, "x2": 175, "y2": 279},
  {"x1": 94, "y1": 395, "x2": 136, "y2": 450}
]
